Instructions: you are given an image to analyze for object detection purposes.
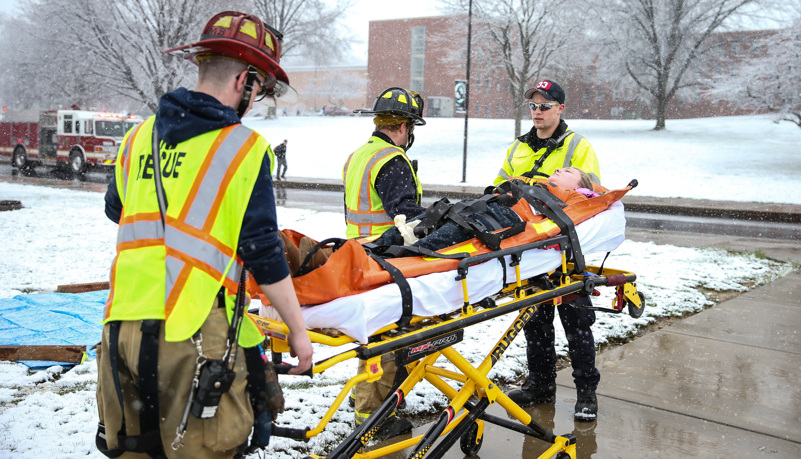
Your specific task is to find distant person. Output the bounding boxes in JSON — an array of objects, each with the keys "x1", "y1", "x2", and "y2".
[
  {"x1": 97, "y1": 11, "x2": 312, "y2": 457},
  {"x1": 496, "y1": 80, "x2": 603, "y2": 421},
  {"x1": 275, "y1": 139, "x2": 288, "y2": 180},
  {"x1": 343, "y1": 87, "x2": 426, "y2": 440}
]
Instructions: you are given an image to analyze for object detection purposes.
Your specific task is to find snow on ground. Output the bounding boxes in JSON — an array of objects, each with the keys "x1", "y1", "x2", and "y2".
[
  {"x1": 0, "y1": 114, "x2": 799, "y2": 457},
  {"x1": 241, "y1": 114, "x2": 801, "y2": 204}
]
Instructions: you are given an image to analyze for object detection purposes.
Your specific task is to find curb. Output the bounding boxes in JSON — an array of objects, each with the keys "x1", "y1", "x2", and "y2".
[{"x1": 273, "y1": 178, "x2": 801, "y2": 224}]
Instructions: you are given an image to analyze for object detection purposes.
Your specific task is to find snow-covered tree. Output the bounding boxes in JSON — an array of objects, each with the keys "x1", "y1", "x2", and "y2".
[
  {"x1": 251, "y1": 0, "x2": 352, "y2": 65},
  {"x1": 440, "y1": 0, "x2": 580, "y2": 136},
  {"x1": 0, "y1": 0, "x2": 353, "y2": 114},
  {"x1": 589, "y1": 0, "x2": 773, "y2": 130},
  {"x1": 705, "y1": 7, "x2": 801, "y2": 128}
]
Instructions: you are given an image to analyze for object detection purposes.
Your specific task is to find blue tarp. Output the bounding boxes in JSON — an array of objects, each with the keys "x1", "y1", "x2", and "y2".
[{"x1": 0, "y1": 290, "x2": 108, "y2": 368}]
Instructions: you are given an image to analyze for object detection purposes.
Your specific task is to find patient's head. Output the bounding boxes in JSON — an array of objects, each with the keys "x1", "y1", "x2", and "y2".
[{"x1": 548, "y1": 167, "x2": 593, "y2": 190}]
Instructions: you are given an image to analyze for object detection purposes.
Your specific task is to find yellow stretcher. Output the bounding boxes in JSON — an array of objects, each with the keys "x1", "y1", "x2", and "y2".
[{"x1": 248, "y1": 234, "x2": 643, "y2": 459}]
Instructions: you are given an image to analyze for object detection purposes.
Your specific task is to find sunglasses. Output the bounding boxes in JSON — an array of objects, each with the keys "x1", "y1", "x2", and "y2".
[
  {"x1": 247, "y1": 67, "x2": 273, "y2": 102},
  {"x1": 528, "y1": 102, "x2": 558, "y2": 112}
]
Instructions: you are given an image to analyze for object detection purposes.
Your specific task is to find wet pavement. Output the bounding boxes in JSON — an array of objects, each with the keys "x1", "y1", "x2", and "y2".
[{"x1": 379, "y1": 229, "x2": 801, "y2": 458}]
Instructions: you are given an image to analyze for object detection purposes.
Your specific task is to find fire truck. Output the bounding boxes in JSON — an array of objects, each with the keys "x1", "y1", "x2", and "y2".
[{"x1": 0, "y1": 109, "x2": 143, "y2": 175}]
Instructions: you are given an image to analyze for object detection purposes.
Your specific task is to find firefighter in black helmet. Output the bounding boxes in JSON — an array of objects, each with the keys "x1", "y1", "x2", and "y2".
[
  {"x1": 344, "y1": 87, "x2": 426, "y2": 239},
  {"x1": 342, "y1": 88, "x2": 426, "y2": 440}
]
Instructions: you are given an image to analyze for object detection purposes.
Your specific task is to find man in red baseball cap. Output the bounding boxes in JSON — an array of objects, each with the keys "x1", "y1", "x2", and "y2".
[
  {"x1": 494, "y1": 79, "x2": 604, "y2": 422},
  {"x1": 97, "y1": 11, "x2": 311, "y2": 458}
]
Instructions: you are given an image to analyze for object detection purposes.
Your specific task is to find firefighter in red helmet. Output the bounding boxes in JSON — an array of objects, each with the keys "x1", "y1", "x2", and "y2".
[{"x1": 97, "y1": 11, "x2": 312, "y2": 458}]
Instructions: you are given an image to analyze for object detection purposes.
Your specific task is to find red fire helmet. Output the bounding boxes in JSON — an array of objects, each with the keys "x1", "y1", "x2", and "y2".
[{"x1": 164, "y1": 11, "x2": 293, "y2": 98}]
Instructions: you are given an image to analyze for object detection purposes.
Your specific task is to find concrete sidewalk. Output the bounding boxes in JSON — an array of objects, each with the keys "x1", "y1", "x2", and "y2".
[{"x1": 382, "y1": 231, "x2": 801, "y2": 458}]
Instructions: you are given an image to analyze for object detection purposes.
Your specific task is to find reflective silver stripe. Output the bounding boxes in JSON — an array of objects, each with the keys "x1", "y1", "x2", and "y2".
[
  {"x1": 561, "y1": 133, "x2": 584, "y2": 169},
  {"x1": 357, "y1": 147, "x2": 400, "y2": 212},
  {"x1": 165, "y1": 227, "x2": 237, "y2": 283},
  {"x1": 589, "y1": 173, "x2": 601, "y2": 184},
  {"x1": 116, "y1": 219, "x2": 164, "y2": 245},
  {"x1": 344, "y1": 146, "x2": 399, "y2": 233},
  {"x1": 165, "y1": 255, "x2": 186, "y2": 298},
  {"x1": 163, "y1": 126, "x2": 254, "y2": 300},
  {"x1": 498, "y1": 140, "x2": 521, "y2": 179},
  {"x1": 343, "y1": 153, "x2": 353, "y2": 181},
  {"x1": 345, "y1": 210, "x2": 395, "y2": 224},
  {"x1": 120, "y1": 122, "x2": 145, "y2": 200},
  {"x1": 184, "y1": 125, "x2": 254, "y2": 230}
]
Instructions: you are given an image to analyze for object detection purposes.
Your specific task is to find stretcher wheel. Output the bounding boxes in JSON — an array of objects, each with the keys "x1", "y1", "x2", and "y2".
[
  {"x1": 628, "y1": 292, "x2": 646, "y2": 319},
  {"x1": 555, "y1": 453, "x2": 572, "y2": 459},
  {"x1": 459, "y1": 421, "x2": 483, "y2": 455}
]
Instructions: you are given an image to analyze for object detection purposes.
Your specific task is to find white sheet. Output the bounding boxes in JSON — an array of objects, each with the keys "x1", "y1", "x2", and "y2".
[{"x1": 260, "y1": 202, "x2": 626, "y2": 343}]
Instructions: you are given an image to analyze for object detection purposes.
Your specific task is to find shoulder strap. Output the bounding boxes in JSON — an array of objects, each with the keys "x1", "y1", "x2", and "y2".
[
  {"x1": 509, "y1": 181, "x2": 586, "y2": 274},
  {"x1": 100, "y1": 321, "x2": 165, "y2": 458},
  {"x1": 523, "y1": 130, "x2": 572, "y2": 179},
  {"x1": 366, "y1": 252, "x2": 414, "y2": 329},
  {"x1": 151, "y1": 127, "x2": 168, "y2": 226}
]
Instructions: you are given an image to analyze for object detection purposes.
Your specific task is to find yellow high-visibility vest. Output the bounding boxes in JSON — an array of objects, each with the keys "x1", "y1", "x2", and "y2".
[
  {"x1": 104, "y1": 117, "x2": 265, "y2": 346},
  {"x1": 343, "y1": 136, "x2": 422, "y2": 238},
  {"x1": 494, "y1": 131, "x2": 601, "y2": 186}
]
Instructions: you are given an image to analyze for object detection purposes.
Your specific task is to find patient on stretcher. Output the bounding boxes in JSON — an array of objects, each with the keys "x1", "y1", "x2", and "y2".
[
  {"x1": 370, "y1": 168, "x2": 596, "y2": 254},
  {"x1": 259, "y1": 171, "x2": 629, "y2": 313}
]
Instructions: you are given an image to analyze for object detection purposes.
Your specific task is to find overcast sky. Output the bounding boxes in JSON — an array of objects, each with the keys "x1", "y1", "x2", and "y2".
[
  {"x1": 0, "y1": 0, "x2": 445, "y2": 66},
  {"x1": 336, "y1": 0, "x2": 445, "y2": 65},
  {"x1": 0, "y1": 0, "x2": 20, "y2": 18}
]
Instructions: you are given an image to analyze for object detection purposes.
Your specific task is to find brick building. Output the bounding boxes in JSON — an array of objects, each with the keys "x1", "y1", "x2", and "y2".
[
  {"x1": 280, "y1": 65, "x2": 368, "y2": 116},
  {"x1": 363, "y1": 16, "x2": 771, "y2": 120}
]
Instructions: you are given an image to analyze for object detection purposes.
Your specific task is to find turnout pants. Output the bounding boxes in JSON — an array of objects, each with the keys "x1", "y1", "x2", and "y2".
[
  {"x1": 353, "y1": 353, "x2": 398, "y2": 424},
  {"x1": 96, "y1": 308, "x2": 253, "y2": 458},
  {"x1": 523, "y1": 296, "x2": 600, "y2": 391}
]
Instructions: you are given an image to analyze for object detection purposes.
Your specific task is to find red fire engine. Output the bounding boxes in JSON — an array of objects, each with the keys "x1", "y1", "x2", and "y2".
[{"x1": 0, "y1": 109, "x2": 143, "y2": 174}]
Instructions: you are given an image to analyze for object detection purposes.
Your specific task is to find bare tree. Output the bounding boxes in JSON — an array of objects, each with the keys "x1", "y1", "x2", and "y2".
[
  {"x1": 705, "y1": 4, "x2": 801, "y2": 128},
  {"x1": 0, "y1": 0, "x2": 353, "y2": 114},
  {"x1": 441, "y1": 0, "x2": 579, "y2": 136},
  {"x1": 591, "y1": 0, "x2": 770, "y2": 130},
  {"x1": 251, "y1": 0, "x2": 352, "y2": 65}
]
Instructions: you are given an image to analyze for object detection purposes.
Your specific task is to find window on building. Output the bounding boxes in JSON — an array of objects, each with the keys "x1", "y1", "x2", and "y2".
[
  {"x1": 497, "y1": 77, "x2": 502, "y2": 92},
  {"x1": 476, "y1": 100, "x2": 481, "y2": 117},
  {"x1": 476, "y1": 75, "x2": 482, "y2": 91},
  {"x1": 496, "y1": 104, "x2": 501, "y2": 117},
  {"x1": 504, "y1": 105, "x2": 509, "y2": 118},
  {"x1": 583, "y1": 88, "x2": 590, "y2": 106},
  {"x1": 410, "y1": 27, "x2": 426, "y2": 93},
  {"x1": 596, "y1": 90, "x2": 604, "y2": 102},
  {"x1": 484, "y1": 102, "x2": 490, "y2": 117}
]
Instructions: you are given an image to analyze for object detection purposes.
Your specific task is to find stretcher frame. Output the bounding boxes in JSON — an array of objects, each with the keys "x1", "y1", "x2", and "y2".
[{"x1": 249, "y1": 233, "x2": 642, "y2": 459}]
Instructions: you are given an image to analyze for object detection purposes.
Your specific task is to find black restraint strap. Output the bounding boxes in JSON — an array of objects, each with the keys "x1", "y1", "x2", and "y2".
[
  {"x1": 381, "y1": 244, "x2": 472, "y2": 259},
  {"x1": 522, "y1": 131, "x2": 571, "y2": 179},
  {"x1": 106, "y1": 321, "x2": 165, "y2": 458},
  {"x1": 413, "y1": 198, "x2": 453, "y2": 238},
  {"x1": 367, "y1": 252, "x2": 414, "y2": 328},
  {"x1": 379, "y1": 190, "x2": 527, "y2": 258},
  {"x1": 137, "y1": 320, "x2": 164, "y2": 458},
  {"x1": 295, "y1": 237, "x2": 348, "y2": 277},
  {"x1": 509, "y1": 182, "x2": 586, "y2": 273},
  {"x1": 244, "y1": 346, "x2": 269, "y2": 414}
]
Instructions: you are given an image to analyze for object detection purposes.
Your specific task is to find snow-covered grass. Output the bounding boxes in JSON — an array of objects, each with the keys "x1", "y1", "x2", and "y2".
[
  {"x1": 241, "y1": 114, "x2": 801, "y2": 204},
  {"x1": 0, "y1": 114, "x2": 798, "y2": 456}
]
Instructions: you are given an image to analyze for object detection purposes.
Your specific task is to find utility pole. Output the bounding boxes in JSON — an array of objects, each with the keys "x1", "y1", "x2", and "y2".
[{"x1": 461, "y1": 0, "x2": 473, "y2": 183}]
